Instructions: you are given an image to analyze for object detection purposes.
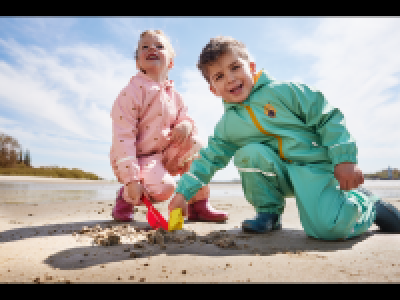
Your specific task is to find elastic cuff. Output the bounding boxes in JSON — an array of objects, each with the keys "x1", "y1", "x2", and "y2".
[
  {"x1": 331, "y1": 154, "x2": 357, "y2": 167},
  {"x1": 255, "y1": 207, "x2": 283, "y2": 215},
  {"x1": 175, "y1": 173, "x2": 203, "y2": 202}
]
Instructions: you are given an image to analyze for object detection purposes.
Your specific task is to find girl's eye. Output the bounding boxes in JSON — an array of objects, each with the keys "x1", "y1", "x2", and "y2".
[
  {"x1": 215, "y1": 74, "x2": 223, "y2": 81},
  {"x1": 156, "y1": 45, "x2": 164, "y2": 49},
  {"x1": 232, "y1": 65, "x2": 240, "y2": 70},
  {"x1": 142, "y1": 45, "x2": 148, "y2": 49}
]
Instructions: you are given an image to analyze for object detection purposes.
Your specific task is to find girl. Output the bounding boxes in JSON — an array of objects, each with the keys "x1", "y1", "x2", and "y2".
[{"x1": 109, "y1": 30, "x2": 228, "y2": 223}]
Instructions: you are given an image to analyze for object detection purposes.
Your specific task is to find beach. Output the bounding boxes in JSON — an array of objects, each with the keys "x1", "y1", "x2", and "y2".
[{"x1": 0, "y1": 175, "x2": 399, "y2": 283}]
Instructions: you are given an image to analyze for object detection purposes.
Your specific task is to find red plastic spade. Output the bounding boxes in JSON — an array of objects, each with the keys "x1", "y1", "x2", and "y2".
[{"x1": 141, "y1": 195, "x2": 168, "y2": 230}]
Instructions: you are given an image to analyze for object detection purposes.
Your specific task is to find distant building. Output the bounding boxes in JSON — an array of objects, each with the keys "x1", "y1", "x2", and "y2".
[{"x1": 388, "y1": 166, "x2": 392, "y2": 180}]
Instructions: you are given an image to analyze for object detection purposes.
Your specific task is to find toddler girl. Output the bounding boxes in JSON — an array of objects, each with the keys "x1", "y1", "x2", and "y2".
[{"x1": 109, "y1": 30, "x2": 228, "y2": 223}]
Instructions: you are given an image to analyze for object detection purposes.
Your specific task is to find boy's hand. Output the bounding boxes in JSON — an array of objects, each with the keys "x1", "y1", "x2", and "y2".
[
  {"x1": 169, "y1": 121, "x2": 192, "y2": 145},
  {"x1": 168, "y1": 193, "x2": 188, "y2": 217},
  {"x1": 334, "y1": 162, "x2": 364, "y2": 191}
]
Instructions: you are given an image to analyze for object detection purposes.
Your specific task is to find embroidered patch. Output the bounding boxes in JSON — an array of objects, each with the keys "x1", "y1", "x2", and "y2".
[{"x1": 264, "y1": 103, "x2": 276, "y2": 118}]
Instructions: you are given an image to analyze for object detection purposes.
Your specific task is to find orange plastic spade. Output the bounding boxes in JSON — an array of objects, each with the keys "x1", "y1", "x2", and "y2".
[{"x1": 141, "y1": 195, "x2": 169, "y2": 230}]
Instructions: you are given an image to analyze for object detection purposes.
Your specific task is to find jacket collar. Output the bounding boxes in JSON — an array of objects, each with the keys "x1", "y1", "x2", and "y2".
[
  {"x1": 222, "y1": 69, "x2": 274, "y2": 111},
  {"x1": 135, "y1": 71, "x2": 174, "y2": 91}
]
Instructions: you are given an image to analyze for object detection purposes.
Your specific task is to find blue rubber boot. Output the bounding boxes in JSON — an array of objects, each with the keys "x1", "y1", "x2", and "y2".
[
  {"x1": 242, "y1": 212, "x2": 282, "y2": 233},
  {"x1": 374, "y1": 200, "x2": 400, "y2": 233},
  {"x1": 357, "y1": 187, "x2": 400, "y2": 233}
]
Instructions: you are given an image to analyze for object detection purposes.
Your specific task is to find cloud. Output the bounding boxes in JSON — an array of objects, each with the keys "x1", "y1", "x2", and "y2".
[
  {"x1": 0, "y1": 18, "x2": 78, "y2": 45},
  {"x1": 179, "y1": 67, "x2": 225, "y2": 144},
  {"x1": 0, "y1": 116, "x2": 17, "y2": 126},
  {"x1": 179, "y1": 67, "x2": 240, "y2": 181},
  {"x1": 0, "y1": 38, "x2": 136, "y2": 142},
  {"x1": 103, "y1": 18, "x2": 143, "y2": 50},
  {"x1": 0, "y1": 36, "x2": 140, "y2": 179},
  {"x1": 271, "y1": 18, "x2": 400, "y2": 171}
]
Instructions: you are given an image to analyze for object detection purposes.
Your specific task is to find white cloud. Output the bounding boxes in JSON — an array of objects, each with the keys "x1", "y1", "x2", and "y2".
[
  {"x1": 273, "y1": 18, "x2": 400, "y2": 171},
  {"x1": 179, "y1": 67, "x2": 240, "y2": 181},
  {"x1": 103, "y1": 18, "x2": 142, "y2": 51},
  {"x1": 0, "y1": 38, "x2": 136, "y2": 142},
  {"x1": 0, "y1": 116, "x2": 17, "y2": 126},
  {"x1": 0, "y1": 36, "x2": 139, "y2": 180},
  {"x1": 3, "y1": 18, "x2": 77, "y2": 45},
  {"x1": 179, "y1": 67, "x2": 225, "y2": 144}
]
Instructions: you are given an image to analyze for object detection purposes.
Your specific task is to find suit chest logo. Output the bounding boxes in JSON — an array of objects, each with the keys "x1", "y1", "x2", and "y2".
[{"x1": 264, "y1": 103, "x2": 276, "y2": 118}]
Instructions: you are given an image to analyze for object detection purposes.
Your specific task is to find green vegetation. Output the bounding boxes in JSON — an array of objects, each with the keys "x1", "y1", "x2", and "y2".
[
  {"x1": 1, "y1": 132, "x2": 102, "y2": 180},
  {"x1": 364, "y1": 168, "x2": 399, "y2": 180},
  {"x1": 0, "y1": 163, "x2": 102, "y2": 180}
]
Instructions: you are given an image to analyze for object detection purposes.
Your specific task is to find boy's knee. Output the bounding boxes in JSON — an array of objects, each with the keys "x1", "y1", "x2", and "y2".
[
  {"x1": 316, "y1": 198, "x2": 360, "y2": 240},
  {"x1": 234, "y1": 143, "x2": 266, "y2": 168}
]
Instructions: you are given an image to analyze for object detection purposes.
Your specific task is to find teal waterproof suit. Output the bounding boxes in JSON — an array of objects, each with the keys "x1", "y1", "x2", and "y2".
[{"x1": 175, "y1": 70, "x2": 378, "y2": 240}]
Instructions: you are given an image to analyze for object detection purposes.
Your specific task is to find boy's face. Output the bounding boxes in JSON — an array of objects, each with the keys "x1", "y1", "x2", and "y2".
[
  {"x1": 208, "y1": 51, "x2": 256, "y2": 103},
  {"x1": 136, "y1": 34, "x2": 173, "y2": 75}
]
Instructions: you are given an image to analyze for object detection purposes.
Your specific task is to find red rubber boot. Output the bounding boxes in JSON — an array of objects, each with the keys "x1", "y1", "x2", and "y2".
[
  {"x1": 111, "y1": 186, "x2": 134, "y2": 222},
  {"x1": 188, "y1": 198, "x2": 228, "y2": 222}
]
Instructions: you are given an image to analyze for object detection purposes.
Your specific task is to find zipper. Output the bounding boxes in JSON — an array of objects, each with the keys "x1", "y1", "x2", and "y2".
[{"x1": 241, "y1": 103, "x2": 291, "y2": 163}]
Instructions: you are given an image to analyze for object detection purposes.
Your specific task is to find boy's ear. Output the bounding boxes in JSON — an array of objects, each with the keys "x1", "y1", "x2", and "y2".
[
  {"x1": 250, "y1": 62, "x2": 256, "y2": 76},
  {"x1": 210, "y1": 85, "x2": 218, "y2": 96}
]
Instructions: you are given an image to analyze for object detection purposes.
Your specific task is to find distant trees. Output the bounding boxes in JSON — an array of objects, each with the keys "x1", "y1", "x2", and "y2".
[
  {"x1": 0, "y1": 132, "x2": 27, "y2": 168},
  {"x1": 0, "y1": 131, "x2": 102, "y2": 180},
  {"x1": 23, "y1": 149, "x2": 31, "y2": 167},
  {"x1": 365, "y1": 168, "x2": 399, "y2": 180}
]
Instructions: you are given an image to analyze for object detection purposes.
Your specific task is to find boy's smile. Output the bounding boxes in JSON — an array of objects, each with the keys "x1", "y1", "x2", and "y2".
[{"x1": 208, "y1": 51, "x2": 256, "y2": 103}]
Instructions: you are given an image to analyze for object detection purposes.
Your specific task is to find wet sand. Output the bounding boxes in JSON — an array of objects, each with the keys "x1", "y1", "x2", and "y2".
[{"x1": 0, "y1": 177, "x2": 399, "y2": 283}]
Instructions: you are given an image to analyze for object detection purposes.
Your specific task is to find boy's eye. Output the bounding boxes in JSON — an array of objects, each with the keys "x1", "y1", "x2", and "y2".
[
  {"x1": 156, "y1": 45, "x2": 164, "y2": 49},
  {"x1": 215, "y1": 74, "x2": 223, "y2": 81},
  {"x1": 142, "y1": 45, "x2": 148, "y2": 49},
  {"x1": 232, "y1": 65, "x2": 240, "y2": 70}
]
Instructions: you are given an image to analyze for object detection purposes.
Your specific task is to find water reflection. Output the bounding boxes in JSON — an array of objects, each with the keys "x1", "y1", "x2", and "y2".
[
  {"x1": 0, "y1": 180, "x2": 399, "y2": 204},
  {"x1": 0, "y1": 181, "x2": 122, "y2": 204}
]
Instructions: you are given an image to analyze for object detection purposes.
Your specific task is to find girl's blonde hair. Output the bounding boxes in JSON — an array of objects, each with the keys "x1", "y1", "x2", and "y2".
[{"x1": 134, "y1": 30, "x2": 176, "y2": 61}]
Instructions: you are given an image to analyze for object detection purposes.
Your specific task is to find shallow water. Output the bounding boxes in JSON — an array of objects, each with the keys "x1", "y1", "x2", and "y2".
[{"x1": 0, "y1": 180, "x2": 399, "y2": 204}]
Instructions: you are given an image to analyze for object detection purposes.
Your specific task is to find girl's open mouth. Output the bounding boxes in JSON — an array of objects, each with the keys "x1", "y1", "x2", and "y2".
[
  {"x1": 230, "y1": 83, "x2": 243, "y2": 95},
  {"x1": 146, "y1": 54, "x2": 159, "y2": 60}
]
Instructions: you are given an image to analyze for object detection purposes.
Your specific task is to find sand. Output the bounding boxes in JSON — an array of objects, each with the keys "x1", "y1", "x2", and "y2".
[{"x1": 0, "y1": 176, "x2": 399, "y2": 283}]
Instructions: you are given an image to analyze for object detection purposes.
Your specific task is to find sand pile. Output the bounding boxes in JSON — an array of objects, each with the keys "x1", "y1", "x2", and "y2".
[{"x1": 73, "y1": 224, "x2": 243, "y2": 255}]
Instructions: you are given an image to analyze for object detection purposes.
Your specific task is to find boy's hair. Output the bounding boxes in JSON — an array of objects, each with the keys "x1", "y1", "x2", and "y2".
[
  {"x1": 197, "y1": 36, "x2": 250, "y2": 84},
  {"x1": 134, "y1": 30, "x2": 176, "y2": 61}
]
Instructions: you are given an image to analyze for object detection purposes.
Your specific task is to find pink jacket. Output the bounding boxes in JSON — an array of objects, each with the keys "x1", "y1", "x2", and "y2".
[{"x1": 110, "y1": 71, "x2": 196, "y2": 185}]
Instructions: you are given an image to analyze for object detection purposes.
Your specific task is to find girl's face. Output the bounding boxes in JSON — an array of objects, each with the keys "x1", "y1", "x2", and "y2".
[{"x1": 136, "y1": 34, "x2": 173, "y2": 78}]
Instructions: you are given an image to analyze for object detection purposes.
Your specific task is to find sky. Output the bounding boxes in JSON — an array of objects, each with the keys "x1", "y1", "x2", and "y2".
[{"x1": 0, "y1": 17, "x2": 399, "y2": 181}]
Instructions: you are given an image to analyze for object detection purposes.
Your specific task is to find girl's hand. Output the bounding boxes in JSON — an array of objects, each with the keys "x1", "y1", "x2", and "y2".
[
  {"x1": 124, "y1": 181, "x2": 150, "y2": 206},
  {"x1": 334, "y1": 162, "x2": 364, "y2": 191},
  {"x1": 169, "y1": 121, "x2": 192, "y2": 145}
]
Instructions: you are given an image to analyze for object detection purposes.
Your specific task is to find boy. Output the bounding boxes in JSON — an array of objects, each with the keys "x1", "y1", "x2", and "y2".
[{"x1": 168, "y1": 36, "x2": 400, "y2": 240}]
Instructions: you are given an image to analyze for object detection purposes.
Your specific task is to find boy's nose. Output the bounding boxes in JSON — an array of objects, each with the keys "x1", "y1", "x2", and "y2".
[{"x1": 226, "y1": 71, "x2": 235, "y2": 82}]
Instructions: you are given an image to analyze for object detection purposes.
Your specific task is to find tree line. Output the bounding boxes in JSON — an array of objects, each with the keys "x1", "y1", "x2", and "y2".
[
  {"x1": 0, "y1": 133, "x2": 30, "y2": 168},
  {"x1": 0, "y1": 132, "x2": 102, "y2": 180},
  {"x1": 364, "y1": 168, "x2": 399, "y2": 180}
]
